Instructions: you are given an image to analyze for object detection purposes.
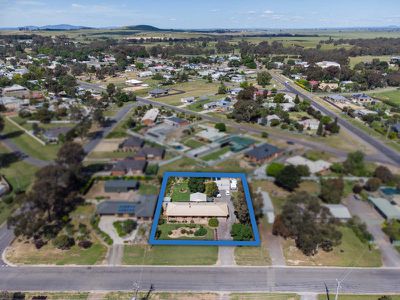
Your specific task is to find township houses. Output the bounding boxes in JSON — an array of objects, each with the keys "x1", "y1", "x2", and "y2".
[
  {"x1": 111, "y1": 158, "x2": 147, "y2": 176},
  {"x1": 164, "y1": 202, "x2": 229, "y2": 222},
  {"x1": 142, "y1": 108, "x2": 159, "y2": 126},
  {"x1": 2, "y1": 84, "x2": 30, "y2": 98},
  {"x1": 0, "y1": 96, "x2": 29, "y2": 111},
  {"x1": 350, "y1": 93, "x2": 377, "y2": 105},
  {"x1": 135, "y1": 147, "x2": 165, "y2": 160},
  {"x1": 299, "y1": 118, "x2": 320, "y2": 130},
  {"x1": 286, "y1": 155, "x2": 332, "y2": 174},
  {"x1": 326, "y1": 94, "x2": 349, "y2": 104},
  {"x1": 42, "y1": 127, "x2": 72, "y2": 143},
  {"x1": 181, "y1": 96, "x2": 195, "y2": 103},
  {"x1": 316, "y1": 61, "x2": 341, "y2": 69},
  {"x1": 118, "y1": 136, "x2": 145, "y2": 152},
  {"x1": 244, "y1": 143, "x2": 282, "y2": 163},
  {"x1": 96, "y1": 195, "x2": 157, "y2": 220},
  {"x1": 319, "y1": 82, "x2": 339, "y2": 92}
]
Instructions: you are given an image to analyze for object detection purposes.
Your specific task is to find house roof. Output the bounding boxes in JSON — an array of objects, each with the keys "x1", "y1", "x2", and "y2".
[
  {"x1": 167, "y1": 117, "x2": 187, "y2": 125},
  {"x1": 245, "y1": 143, "x2": 281, "y2": 160},
  {"x1": 142, "y1": 108, "x2": 159, "y2": 122},
  {"x1": 96, "y1": 195, "x2": 157, "y2": 217},
  {"x1": 165, "y1": 202, "x2": 229, "y2": 217},
  {"x1": 112, "y1": 159, "x2": 147, "y2": 173},
  {"x1": 286, "y1": 155, "x2": 331, "y2": 174},
  {"x1": 369, "y1": 197, "x2": 400, "y2": 220},
  {"x1": 43, "y1": 127, "x2": 71, "y2": 138},
  {"x1": 137, "y1": 147, "x2": 165, "y2": 158},
  {"x1": 324, "y1": 204, "x2": 352, "y2": 219},
  {"x1": 149, "y1": 88, "x2": 168, "y2": 95},
  {"x1": 189, "y1": 192, "x2": 207, "y2": 202},
  {"x1": 120, "y1": 136, "x2": 144, "y2": 148},
  {"x1": 104, "y1": 179, "x2": 138, "y2": 189}
]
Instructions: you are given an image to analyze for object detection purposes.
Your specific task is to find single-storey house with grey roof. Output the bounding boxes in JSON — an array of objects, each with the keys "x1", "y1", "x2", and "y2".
[
  {"x1": 369, "y1": 196, "x2": 400, "y2": 220},
  {"x1": 148, "y1": 88, "x2": 169, "y2": 98},
  {"x1": 104, "y1": 179, "x2": 139, "y2": 193},
  {"x1": 119, "y1": 136, "x2": 144, "y2": 151},
  {"x1": 135, "y1": 147, "x2": 165, "y2": 160},
  {"x1": 111, "y1": 158, "x2": 147, "y2": 176},
  {"x1": 43, "y1": 127, "x2": 72, "y2": 143},
  {"x1": 244, "y1": 143, "x2": 282, "y2": 163},
  {"x1": 96, "y1": 195, "x2": 157, "y2": 220}
]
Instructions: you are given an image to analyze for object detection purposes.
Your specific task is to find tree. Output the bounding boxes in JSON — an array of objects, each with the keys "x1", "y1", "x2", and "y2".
[
  {"x1": 218, "y1": 83, "x2": 227, "y2": 94},
  {"x1": 275, "y1": 165, "x2": 301, "y2": 191},
  {"x1": 93, "y1": 108, "x2": 105, "y2": 126},
  {"x1": 364, "y1": 177, "x2": 382, "y2": 192},
  {"x1": 343, "y1": 151, "x2": 366, "y2": 176},
  {"x1": 56, "y1": 142, "x2": 85, "y2": 168},
  {"x1": 373, "y1": 166, "x2": 394, "y2": 184},
  {"x1": 320, "y1": 178, "x2": 344, "y2": 204},
  {"x1": 214, "y1": 123, "x2": 226, "y2": 132},
  {"x1": 188, "y1": 178, "x2": 205, "y2": 193},
  {"x1": 0, "y1": 115, "x2": 4, "y2": 134},
  {"x1": 205, "y1": 181, "x2": 219, "y2": 197},
  {"x1": 266, "y1": 162, "x2": 285, "y2": 177},
  {"x1": 230, "y1": 223, "x2": 253, "y2": 241},
  {"x1": 273, "y1": 191, "x2": 342, "y2": 256},
  {"x1": 106, "y1": 83, "x2": 116, "y2": 97},
  {"x1": 232, "y1": 182, "x2": 250, "y2": 224},
  {"x1": 316, "y1": 121, "x2": 324, "y2": 136},
  {"x1": 257, "y1": 71, "x2": 272, "y2": 87},
  {"x1": 296, "y1": 165, "x2": 310, "y2": 177}
]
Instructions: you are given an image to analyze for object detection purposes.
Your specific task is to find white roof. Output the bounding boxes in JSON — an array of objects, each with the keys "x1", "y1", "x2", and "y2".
[
  {"x1": 324, "y1": 204, "x2": 352, "y2": 219},
  {"x1": 125, "y1": 79, "x2": 143, "y2": 85},
  {"x1": 142, "y1": 108, "x2": 159, "y2": 122},
  {"x1": 190, "y1": 192, "x2": 207, "y2": 202},
  {"x1": 286, "y1": 155, "x2": 331, "y2": 174},
  {"x1": 165, "y1": 202, "x2": 229, "y2": 217},
  {"x1": 215, "y1": 179, "x2": 231, "y2": 191}
]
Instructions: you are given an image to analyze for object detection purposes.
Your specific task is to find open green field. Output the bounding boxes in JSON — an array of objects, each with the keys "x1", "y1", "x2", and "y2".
[
  {"x1": 368, "y1": 89, "x2": 400, "y2": 107},
  {"x1": 201, "y1": 146, "x2": 231, "y2": 161},
  {"x1": 349, "y1": 55, "x2": 392, "y2": 68},
  {"x1": 151, "y1": 80, "x2": 219, "y2": 106},
  {"x1": 157, "y1": 223, "x2": 214, "y2": 240},
  {"x1": 123, "y1": 245, "x2": 218, "y2": 265},
  {"x1": 3, "y1": 118, "x2": 60, "y2": 161},
  {"x1": 283, "y1": 226, "x2": 382, "y2": 267}
]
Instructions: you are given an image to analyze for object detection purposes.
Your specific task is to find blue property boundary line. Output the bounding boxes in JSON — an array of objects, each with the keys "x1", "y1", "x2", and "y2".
[{"x1": 148, "y1": 171, "x2": 261, "y2": 246}]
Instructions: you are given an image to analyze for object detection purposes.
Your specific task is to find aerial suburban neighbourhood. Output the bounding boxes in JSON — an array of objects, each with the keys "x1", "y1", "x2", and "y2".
[{"x1": 0, "y1": 0, "x2": 400, "y2": 299}]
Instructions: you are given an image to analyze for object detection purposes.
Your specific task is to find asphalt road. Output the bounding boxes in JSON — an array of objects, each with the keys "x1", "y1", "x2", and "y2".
[
  {"x1": 0, "y1": 224, "x2": 14, "y2": 266},
  {"x1": 0, "y1": 265, "x2": 399, "y2": 293},
  {"x1": 136, "y1": 97, "x2": 392, "y2": 165},
  {"x1": 272, "y1": 73, "x2": 400, "y2": 166}
]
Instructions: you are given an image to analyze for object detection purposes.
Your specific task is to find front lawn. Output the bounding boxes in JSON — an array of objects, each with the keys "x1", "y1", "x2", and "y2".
[
  {"x1": 157, "y1": 223, "x2": 214, "y2": 240},
  {"x1": 283, "y1": 226, "x2": 381, "y2": 267},
  {"x1": 201, "y1": 146, "x2": 231, "y2": 161},
  {"x1": 123, "y1": 245, "x2": 218, "y2": 265}
]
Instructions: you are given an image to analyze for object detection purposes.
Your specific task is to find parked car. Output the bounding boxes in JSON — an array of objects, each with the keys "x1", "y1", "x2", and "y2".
[
  {"x1": 225, "y1": 191, "x2": 230, "y2": 196},
  {"x1": 216, "y1": 193, "x2": 221, "y2": 198}
]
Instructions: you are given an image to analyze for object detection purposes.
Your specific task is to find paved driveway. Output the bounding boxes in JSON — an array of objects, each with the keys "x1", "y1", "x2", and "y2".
[{"x1": 344, "y1": 195, "x2": 400, "y2": 267}]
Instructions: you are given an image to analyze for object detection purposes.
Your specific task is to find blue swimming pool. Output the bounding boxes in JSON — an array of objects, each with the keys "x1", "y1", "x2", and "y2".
[{"x1": 380, "y1": 186, "x2": 400, "y2": 196}]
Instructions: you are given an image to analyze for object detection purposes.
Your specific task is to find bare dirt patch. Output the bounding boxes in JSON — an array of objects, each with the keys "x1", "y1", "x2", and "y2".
[{"x1": 93, "y1": 138, "x2": 124, "y2": 152}]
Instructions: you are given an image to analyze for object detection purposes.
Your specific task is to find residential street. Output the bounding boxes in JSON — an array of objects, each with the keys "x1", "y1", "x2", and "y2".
[{"x1": 0, "y1": 266, "x2": 399, "y2": 293}]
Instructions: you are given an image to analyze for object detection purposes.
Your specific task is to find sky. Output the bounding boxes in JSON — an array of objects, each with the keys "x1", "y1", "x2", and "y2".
[{"x1": 1, "y1": 0, "x2": 400, "y2": 29}]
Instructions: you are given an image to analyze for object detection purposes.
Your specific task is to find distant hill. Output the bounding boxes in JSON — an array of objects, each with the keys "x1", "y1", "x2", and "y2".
[
  {"x1": 124, "y1": 24, "x2": 182, "y2": 32},
  {"x1": 17, "y1": 24, "x2": 93, "y2": 31}
]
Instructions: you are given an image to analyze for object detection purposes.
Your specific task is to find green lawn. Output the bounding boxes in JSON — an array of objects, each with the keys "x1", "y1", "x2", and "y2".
[
  {"x1": 186, "y1": 99, "x2": 212, "y2": 112},
  {"x1": 23, "y1": 292, "x2": 89, "y2": 300},
  {"x1": 183, "y1": 138, "x2": 206, "y2": 149},
  {"x1": 349, "y1": 55, "x2": 392, "y2": 68},
  {"x1": 138, "y1": 183, "x2": 160, "y2": 195},
  {"x1": 3, "y1": 118, "x2": 60, "y2": 161},
  {"x1": 201, "y1": 146, "x2": 231, "y2": 161},
  {"x1": 368, "y1": 89, "x2": 400, "y2": 106},
  {"x1": 123, "y1": 245, "x2": 218, "y2": 265},
  {"x1": 171, "y1": 182, "x2": 190, "y2": 201},
  {"x1": 157, "y1": 223, "x2": 214, "y2": 240},
  {"x1": 158, "y1": 157, "x2": 202, "y2": 174}
]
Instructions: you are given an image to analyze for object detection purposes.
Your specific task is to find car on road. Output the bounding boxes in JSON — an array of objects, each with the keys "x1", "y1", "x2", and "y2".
[
  {"x1": 286, "y1": 140, "x2": 295, "y2": 145},
  {"x1": 225, "y1": 191, "x2": 230, "y2": 196},
  {"x1": 216, "y1": 193, "x2": 221, "y2": 198}
]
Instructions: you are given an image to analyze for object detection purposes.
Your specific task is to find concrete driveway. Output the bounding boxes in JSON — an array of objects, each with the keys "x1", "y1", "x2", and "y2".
[{"x1": 98, "y1": 216, "x2": 138, "y2": 245}]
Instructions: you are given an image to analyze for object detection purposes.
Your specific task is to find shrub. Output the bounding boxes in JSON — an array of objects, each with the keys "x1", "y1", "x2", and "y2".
[
  {"x1": 208, "y1": 218, "x2": 219, "y2": 227},
  {"x1": 295, "y1": 165, "x2": 310, "y2": 177},
  {"x1": 353, "y1": 184, "x2": 363, "y2": 194},
  {"x1": 34, "y1": 238, "x2": 45, "y2": 249},
  {"x1": 78, "y1": 240, "x2": 93, "y2": 249},
  {"x1": 2, "y1": 194, "x2": 14, "y2": 205},
  {"x1": 364, "y1": 177, "x2": 382, "y2": 192},
  {"x1": 194, "y1": 226, "x2": 207, "y2": 236},
  {"x1": 53, "y1": 235, "x2": 75, "y2": 250},
  {"x1": 266, "y1": 162, "x2": 285, "y2": 177},
  {"x1": 113, "y1": 219, "x2": 137, "y2": 237},
  {"x1": 373, "y1": 166, "x2": 394, "y2": 184},
  {"x1": 168, "y1": 230, "x2": 173, "y2": 235},
  {"x1": 230, "y1": 223, "x2": 253, "y2": 241},
  {"x1": 347, "y1": 217, "x2": 373, "y2": 243}
]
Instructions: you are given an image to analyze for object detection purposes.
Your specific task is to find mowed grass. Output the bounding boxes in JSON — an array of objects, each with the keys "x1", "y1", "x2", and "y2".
[
  {"x1": 151, "y1": 80, "x2": 219, "y2": 106},
  {"x1": 158, "y1": 157, "x2": 202, "y2": 174},
  {"x1": 123, "y1": 245, "x2": 218, "y2": 265},
  {"x1": 3, "y1": 118, "x2": 60, "y2": 161},
  {"x1": 183, "y1": 138, "x2": 206, "y2": 149},
  {"x1": 104, "y1": 292, "x2": 219, "y2": 300},
  {"x1": 368, "y1": 89, "x2": 400, "y2": 106},
  {"x1": 201, "y1": 146, "x2": 231, "y2": 161},
  {"x1": 349, "y1": 55, "x2": 392, "y2": 68},
  {"x1": 283, "y1": 227, "x2": 382, "y2": 267},
  {"x1": 171, "y1": 181, "x2": 190, "y2": 201},
  {"x1": 23, "y1": 292, "x2": 89, "y2": 300}
]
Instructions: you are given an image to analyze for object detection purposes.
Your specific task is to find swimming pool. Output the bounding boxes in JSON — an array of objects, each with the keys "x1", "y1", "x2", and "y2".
[{"x1": 380, "y1": 186, "x2": 400, "y2": 196}]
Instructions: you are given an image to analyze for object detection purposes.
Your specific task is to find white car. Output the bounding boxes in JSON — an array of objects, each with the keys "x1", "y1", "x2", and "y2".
[
  {"x1": 216, "y1": 193, "x2": 221, "y2": 198},
  {"x1": 225, "y1": 190, "x2": 230, "y2": 196}
]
